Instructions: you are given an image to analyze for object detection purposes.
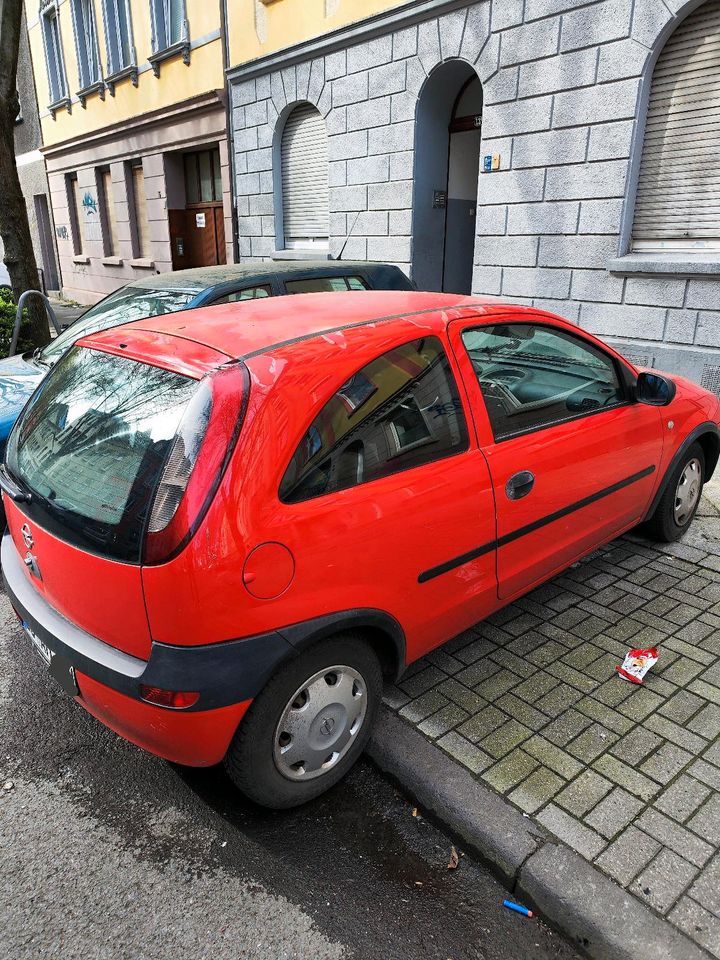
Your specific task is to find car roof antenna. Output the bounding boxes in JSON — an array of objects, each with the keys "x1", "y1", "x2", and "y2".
[{"x1": 335, "y1": 211, "x2": 361, "y2": 261}]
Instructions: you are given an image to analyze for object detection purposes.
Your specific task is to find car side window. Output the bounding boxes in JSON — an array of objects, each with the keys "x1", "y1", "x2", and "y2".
[
  {"x1": 284, "y1": 276, "x2": 369, "y2": 294},
  {"x1": 279, "y1": 337, "x2": 468, "y2": 503},
  {"x1": 461, "y1": 323, "x2": 625, "y2": 442},
  {"x1": 210, "y1": 285, "x2": 272, "y2": 305}
]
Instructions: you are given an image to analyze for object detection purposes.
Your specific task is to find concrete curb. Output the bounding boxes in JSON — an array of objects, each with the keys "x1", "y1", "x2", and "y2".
[{"x1": 366, "y1": 707, "x2": 709, "y2": 960}]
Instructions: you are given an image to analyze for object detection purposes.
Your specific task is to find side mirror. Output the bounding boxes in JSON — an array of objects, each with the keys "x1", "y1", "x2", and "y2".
[{"x1": 635, "y1": 371, "x2": 676, "y2": 407}]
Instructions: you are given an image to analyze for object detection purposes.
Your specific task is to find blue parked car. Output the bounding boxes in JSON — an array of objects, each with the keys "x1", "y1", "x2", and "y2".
[{"x1": 0, "y1": 261, "x2": 412, "y2": 456}]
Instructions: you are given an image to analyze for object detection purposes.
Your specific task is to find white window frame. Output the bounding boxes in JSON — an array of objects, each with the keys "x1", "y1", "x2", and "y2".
[
  {"x1": 100, "y1": 0, "x2": 137, "y2": 90},
  {"x1": 70, "y1": 0, "x2": 104, "y2": 102},
  {"x1": 40, "y1": 0, "x2": 70, "y2": 112}
]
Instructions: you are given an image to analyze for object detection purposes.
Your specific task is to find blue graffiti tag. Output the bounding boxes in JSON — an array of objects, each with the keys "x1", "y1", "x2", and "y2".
[{"x1": 81, "y1": 192, "x2": 98, "y2": 217}]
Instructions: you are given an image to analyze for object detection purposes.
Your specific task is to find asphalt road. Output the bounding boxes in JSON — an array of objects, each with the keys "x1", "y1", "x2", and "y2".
[{"x1": 0, "y1": 592, "x2": 581, "y2": 960}]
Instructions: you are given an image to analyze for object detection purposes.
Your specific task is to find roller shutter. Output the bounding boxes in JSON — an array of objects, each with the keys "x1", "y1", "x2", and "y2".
[
  {"x1": 281, "y1": 104, "x2": 329, "y2": 246},
  {"x1": 633, "y1": 0, "x2": 720, "y2": 243}
]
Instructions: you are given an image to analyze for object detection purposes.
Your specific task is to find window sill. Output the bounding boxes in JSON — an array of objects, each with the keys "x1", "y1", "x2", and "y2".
[
  {"x1": 102, "y1": 256, "x2": 123, "y2": 267},
  {"x1": 608, "y1": 255, "x2": 720, "y2": 278},
  {"x1": 105, "y1": 65, "x2": 139, "y2": 96},
  {"x1": 77, "y1": 80, "x2": 105, "y2": 108},
  {"x1": 48, "y1": 96, "x2": 71, "y2": 119},
  {"x1": 148, "y1": 40, "x2": 191, "y2": 77},
  {"x1": 72, "y1": 255, "x2": 90, "y2": 265},
  {"x1": 271, "y1": 249, "x2": 331, "y2": 261},
  {"x1": 130, "y1": 258, "x2": 155, "y2": 269}
]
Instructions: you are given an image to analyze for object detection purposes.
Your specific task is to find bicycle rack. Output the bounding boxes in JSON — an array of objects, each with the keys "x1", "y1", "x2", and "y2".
[{"x1": 10, "y1": 290, "x2": 62, "y2": 357}]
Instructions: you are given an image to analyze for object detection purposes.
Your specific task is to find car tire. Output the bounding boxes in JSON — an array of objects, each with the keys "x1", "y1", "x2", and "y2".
[
  {"x1": 224, "y1": 634, "x2": 382, "y2": 809},
  {"x1": 643, "y1": 442, "x2": 705, "y2": 543}
]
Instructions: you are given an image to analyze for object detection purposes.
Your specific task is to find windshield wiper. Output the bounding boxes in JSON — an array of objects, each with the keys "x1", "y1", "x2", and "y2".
[{"x1": 31, "y1": 348, "x2": 49, "y2": 369}]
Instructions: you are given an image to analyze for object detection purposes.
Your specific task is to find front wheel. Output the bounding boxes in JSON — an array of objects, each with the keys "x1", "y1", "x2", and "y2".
[
  {"x1": 643, "y1": 442, "x2": 705, "y2": 543},
  {"x1": 224, "y1": 634, "x2": 382, "y2": 809}
]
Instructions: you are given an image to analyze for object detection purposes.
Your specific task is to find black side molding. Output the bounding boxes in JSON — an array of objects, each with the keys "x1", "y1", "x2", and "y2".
[{"x1": 643, "y1": 421, "x2": 720, "y2": 522}]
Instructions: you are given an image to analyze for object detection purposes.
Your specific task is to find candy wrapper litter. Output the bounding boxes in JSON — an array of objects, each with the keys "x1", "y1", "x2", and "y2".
[{"x1": 615, "y1": 647, "x2": 659, "y2": 685}]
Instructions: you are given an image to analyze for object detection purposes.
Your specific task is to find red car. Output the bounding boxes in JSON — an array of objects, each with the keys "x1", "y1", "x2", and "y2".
[{"x1": 2, "y1": 292, "x2": 718, "y2": 808}]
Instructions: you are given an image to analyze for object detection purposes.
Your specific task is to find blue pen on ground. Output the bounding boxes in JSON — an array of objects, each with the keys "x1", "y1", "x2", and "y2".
[{"x1": 503, "y1": 900, "x2": 534, "y2": 918}]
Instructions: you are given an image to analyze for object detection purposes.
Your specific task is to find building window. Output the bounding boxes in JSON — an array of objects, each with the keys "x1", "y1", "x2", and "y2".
[
  {"x1": 98, "y1": 168, "x2": 119, "y2": 257},
  {"x1": 71, "y1": 0, "x2": 103, "y2": 95},
  {"x1": 41, "y1": 1, "x2": 69, "y2": 108},
  {"x1": 632, "y1": 1, "x2": 720, "y2": 254},
  {"x1": 150, "y1": 0, "x2": 188, "y2": 50},
  {"x1": 279, "y1": 104, "x2": 329, "y2": 250},
  {"x1": 128, "y1": 160, "x2": 151, "y2": 259},
  {"x1": 65, "y1": 173, "x2": 83, "y2": 255},
  {"x1": 183, "y1": 148, "x2": 222, "y2": 204},
  {"x1": 101, "y1": 0, "x2": 136, "y2": 82}
]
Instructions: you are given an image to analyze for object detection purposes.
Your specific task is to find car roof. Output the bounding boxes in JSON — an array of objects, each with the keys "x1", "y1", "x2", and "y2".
[
  {"x1": 82, "y1": 291, "x2": 518, "y2": 368},
  {"x1": 119, "y1": 261, "x2": 406, "y2": 295}
]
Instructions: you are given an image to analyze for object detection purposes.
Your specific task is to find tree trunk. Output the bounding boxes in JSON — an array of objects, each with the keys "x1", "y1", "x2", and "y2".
[{"x1": 0, "y1": 0, "x2": 50, "y2": 348}]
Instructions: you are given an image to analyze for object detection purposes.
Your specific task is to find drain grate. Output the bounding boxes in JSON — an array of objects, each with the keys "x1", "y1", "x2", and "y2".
[{"x1": 701, "y1": 364, "x2": 720, "y2": 396}]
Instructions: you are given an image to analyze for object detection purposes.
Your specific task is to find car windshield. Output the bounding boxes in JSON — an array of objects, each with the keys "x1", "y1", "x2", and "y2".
[{"x1": 37, "y1": 285, "x2": 198, "y2": 366}]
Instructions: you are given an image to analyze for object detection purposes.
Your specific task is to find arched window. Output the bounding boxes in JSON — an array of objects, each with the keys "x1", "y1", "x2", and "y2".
[
  {"x1": 632, "y1": 0, "x2": 720, "y2": 252},
  {"x1": 280, "y1": 104, "x2": 329, "y2": 250}
]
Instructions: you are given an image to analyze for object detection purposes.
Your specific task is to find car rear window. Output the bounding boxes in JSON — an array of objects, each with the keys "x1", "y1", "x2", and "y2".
[
  {"x1": 284, "y1": 276, "x2": 368, "y2": 294},
  {"x1": 6, "y1": 347, "x2": 198, "y2": 562}
]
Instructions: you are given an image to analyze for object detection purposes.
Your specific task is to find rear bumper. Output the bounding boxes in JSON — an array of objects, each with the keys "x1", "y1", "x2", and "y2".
[{"x1": 2, "y1": 531, "x2": 295, "y2": 765}]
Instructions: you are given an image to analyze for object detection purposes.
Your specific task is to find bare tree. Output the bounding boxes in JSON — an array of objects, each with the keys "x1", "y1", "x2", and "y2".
[{"x1": 0, "y1": 0, "x2": 50, "y2": 348}]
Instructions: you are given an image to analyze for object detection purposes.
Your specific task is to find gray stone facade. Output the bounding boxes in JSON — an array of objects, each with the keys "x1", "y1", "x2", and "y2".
[{"x1": 228, "y1": 0, "x2": 720, "y2": 391}]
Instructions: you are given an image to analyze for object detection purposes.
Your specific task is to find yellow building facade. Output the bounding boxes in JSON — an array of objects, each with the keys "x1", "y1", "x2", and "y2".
[{"x1": 28, "y1": 0, "x2": 233, "y2": 303}]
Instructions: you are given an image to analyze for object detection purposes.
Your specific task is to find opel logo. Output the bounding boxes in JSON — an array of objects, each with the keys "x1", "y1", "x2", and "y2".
[
  {"x1": 320, "y1": 716, "x2": 335, "y2": 736},
  {"x1": 21, "y1": 524, "x2": 34, "y2": 550}
]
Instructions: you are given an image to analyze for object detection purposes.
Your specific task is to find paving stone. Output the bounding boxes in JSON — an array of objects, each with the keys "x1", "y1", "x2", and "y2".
[
  {"x1": 610, "y1": 729, "x2": 663, "y2": 766},
  {"x1": 454, "y1": 637, "x2": 497, "y2": 665},
  {"x1": 675, "y1": 620, "x2": 716, "y2": 645},
  {"x1": 593, "y1": 755, "x2": 660, "y2": 802},
  {"x1": 542, "y1": 709, "x2": 593, "y2": 747},
  {"x1": 457, "y1": 705, "x2": 508, "y2": 744},
  {"x1": 659, "y1": 689, "x2": 706, "y2": 725},
  {"x1": 506, "y1": 631, "x2": 548, "y2": 658},
  {"x1": 514, "y1": 672, "x2": 559, "y2": 704},
  {"x1": 688, "y1": 795, "x2": 720, "y2": 846},
  {"x1": 668, "y1": 896, "x2": 720, "y2": 957},
  {"x1": 524, "y1": 736, "x2": 584, "y2": 780},
  {"x1": 690, "y1": 758, "x2": 720, "y2": 791},
  {"x1": 418, "y1": 703, "x2": 469, "y2": 740},
  {"x1": 617, "y1": 686, "x2": 665, "y2": 722},
  {"x1": 527, "y1": 640, "x2": 568, "y2": 667},
  {"x1": 568, "y1": 723, "x2": 618, "y2": 763},
  {"x1": 593, "y1": 678, "x2": 634, "y2": 708},
  {"x1": 658, "y1": 658, "x2": 706, "y2": 687},
  {"x1": 556, "y1": 770, "x2": 614, "y2": 816},
  {"x1": 425, "y1": 648, "x2": 464, "y2": 676},
  {"x1": 436, "y1": 731, "x2": 493, "y2": 775},
  {"x1": 640, "y1": 743, "x2": 693, "y2": 785},
  {"x1": 655, "y1": 775, "x2": 712, "y2": 824},
  {"x1": 496, "y1": 693, "x2": 548, "y2": 732},
  {"x1": 535, "y1": 683, "x2": 584, "y2": 718},
  {"x1": 482, "y1": 748, "x2": 538, "y2": 794},
  {"x1": 455, "y1": 659, "x2": 501, "y2": 689},
  {"x1": 489, "y1": 647, "x2": 538, "y2": 679},
  {"x1": 399, "y1": 665, "x2": 448, "y2": 698},
  {"x1": 398, "y1": 689, "x2": 448, "y2": 723},
  {"x1": 637, "y1": 808, "x2": 714, "y2": 867},
  {"x1": 476, "y1": 668, "x2": 522, "y2": 702},
  {"x1": 561, "y1": 643, "x2": 605, "y2": 671},
  {"x1": 438, "y1": 678, "x2": 486, "y2": 714},
  {"x1": 688, "y1": 853, "x2": 720, "y2": 915},
  {"x1": 582, "y1": 652, "x2": 621, "y2": 683},
  {"x1": 546, "y1": 660, "x2": 600, "y2": 693},
  {"x1": 481, "y1": 719, "x2": 533, "y2": 760},
  {"x1": 646, "y1": 714, "x2": 709, "y2": 753},
  {"x1": 595, "y1": 825, "x2": 661, "y2": 886},
  {"x1": 576, "y1": 696, "x2": 634, "y2": 734},
  {"x1": 631, "y1": 849, "x2": 698, "y2": 915},
  {"x1": 508, "y1": 767, "x2": 564, "y2": 814},
  {"x1": 382, "y1": 684, "x2": 410, "y2": 710},
  {"x1": 536, "y1": 804, "x2": 607, "y2": 860},
  {"x1": 606, "y1": 618, "x2": 645, "y2": 643},
  {"x1": 585, "y1": 787, "x2": 644, "y2": 839}
]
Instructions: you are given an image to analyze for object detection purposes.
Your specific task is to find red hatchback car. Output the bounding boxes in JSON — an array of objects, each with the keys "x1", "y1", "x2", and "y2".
[{"x1": 2, "y1": 292, "x2": 719, "y2": 808}]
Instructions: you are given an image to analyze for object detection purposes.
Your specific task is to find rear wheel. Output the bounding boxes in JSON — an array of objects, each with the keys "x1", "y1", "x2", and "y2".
[
  {"x1": 224, "y1": 634, "x2": 382, "y2": 809},
  {"x1": 643, "y1": 442, "x2": 705, "y2": 543}
]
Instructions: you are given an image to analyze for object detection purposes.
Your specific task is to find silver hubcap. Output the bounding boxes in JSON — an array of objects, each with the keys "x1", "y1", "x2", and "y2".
[
  {"x1": 273, "y1": 665, "x2": 367, "y2": 781},
  {"x1": 674, "y1": 457, "x2": 702, "y2": 526}
]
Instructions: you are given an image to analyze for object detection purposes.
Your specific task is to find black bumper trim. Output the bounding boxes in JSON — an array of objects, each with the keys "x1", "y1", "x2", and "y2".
[{"x1": 2, "y1": 531, "x2": 295, "y2": 711}]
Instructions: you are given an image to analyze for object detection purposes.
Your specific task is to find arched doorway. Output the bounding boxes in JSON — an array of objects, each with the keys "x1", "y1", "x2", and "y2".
[{"x1": 412, "y1": 61, "x2": 482, "y2": 294}]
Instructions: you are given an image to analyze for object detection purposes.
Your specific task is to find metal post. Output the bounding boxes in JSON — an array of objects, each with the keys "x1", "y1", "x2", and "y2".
[{"x1": 10, "y1": 291, "x2": 61, "y2": 357}]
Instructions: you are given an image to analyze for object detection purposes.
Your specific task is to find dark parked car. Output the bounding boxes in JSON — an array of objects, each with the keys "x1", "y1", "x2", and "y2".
[{"x1": 0, "y1": 261, "x2": 412, "y2": 454}]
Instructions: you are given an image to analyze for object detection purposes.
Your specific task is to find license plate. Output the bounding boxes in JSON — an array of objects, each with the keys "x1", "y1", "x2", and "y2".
[
  {"x1": 22, "y1": 621, "x2": 79, "y2": 697},
  {"x1": 23, "y1": 620, "x2": 52, "y2": 665}
]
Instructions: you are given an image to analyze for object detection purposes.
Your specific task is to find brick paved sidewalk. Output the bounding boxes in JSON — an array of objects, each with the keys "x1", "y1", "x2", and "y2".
[{"x1": 386, "y1": 476, "x2": 720, "y2": 958}]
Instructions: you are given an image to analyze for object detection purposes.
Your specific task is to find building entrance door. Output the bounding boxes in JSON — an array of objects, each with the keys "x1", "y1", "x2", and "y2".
[
  {"x1": 170, "y1": 147, "x2": 226, "y2": 270},
  {"x1": 34, "y1": 194, "x2": 60, "y2": 291}
]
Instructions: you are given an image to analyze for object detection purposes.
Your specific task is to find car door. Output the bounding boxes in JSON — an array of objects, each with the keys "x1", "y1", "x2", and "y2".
[{"x1": 448, "y1": 315, "x2": 665, "y2": 601}]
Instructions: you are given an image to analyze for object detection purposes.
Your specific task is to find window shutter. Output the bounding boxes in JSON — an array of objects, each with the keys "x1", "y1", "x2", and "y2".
[
  {"x1": 633, "y1": 0, "x2": 720, "y2": 243},
  {"x1": 281, "y1": 104, "x2": 329, "y2": 245}
]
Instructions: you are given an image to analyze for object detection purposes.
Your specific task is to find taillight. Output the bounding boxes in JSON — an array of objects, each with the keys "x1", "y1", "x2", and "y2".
[
  {"x1": 143, "y1": 363, "x2": 249, "y2": 564},
  {"x1": 139, "y1": 685, "x2": 200, "y2": 709}
]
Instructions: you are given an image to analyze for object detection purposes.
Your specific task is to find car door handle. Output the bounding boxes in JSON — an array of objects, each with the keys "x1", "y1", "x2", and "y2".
[{"x1": 506, "y1": 470, "x2": 535, "y2": 500}]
